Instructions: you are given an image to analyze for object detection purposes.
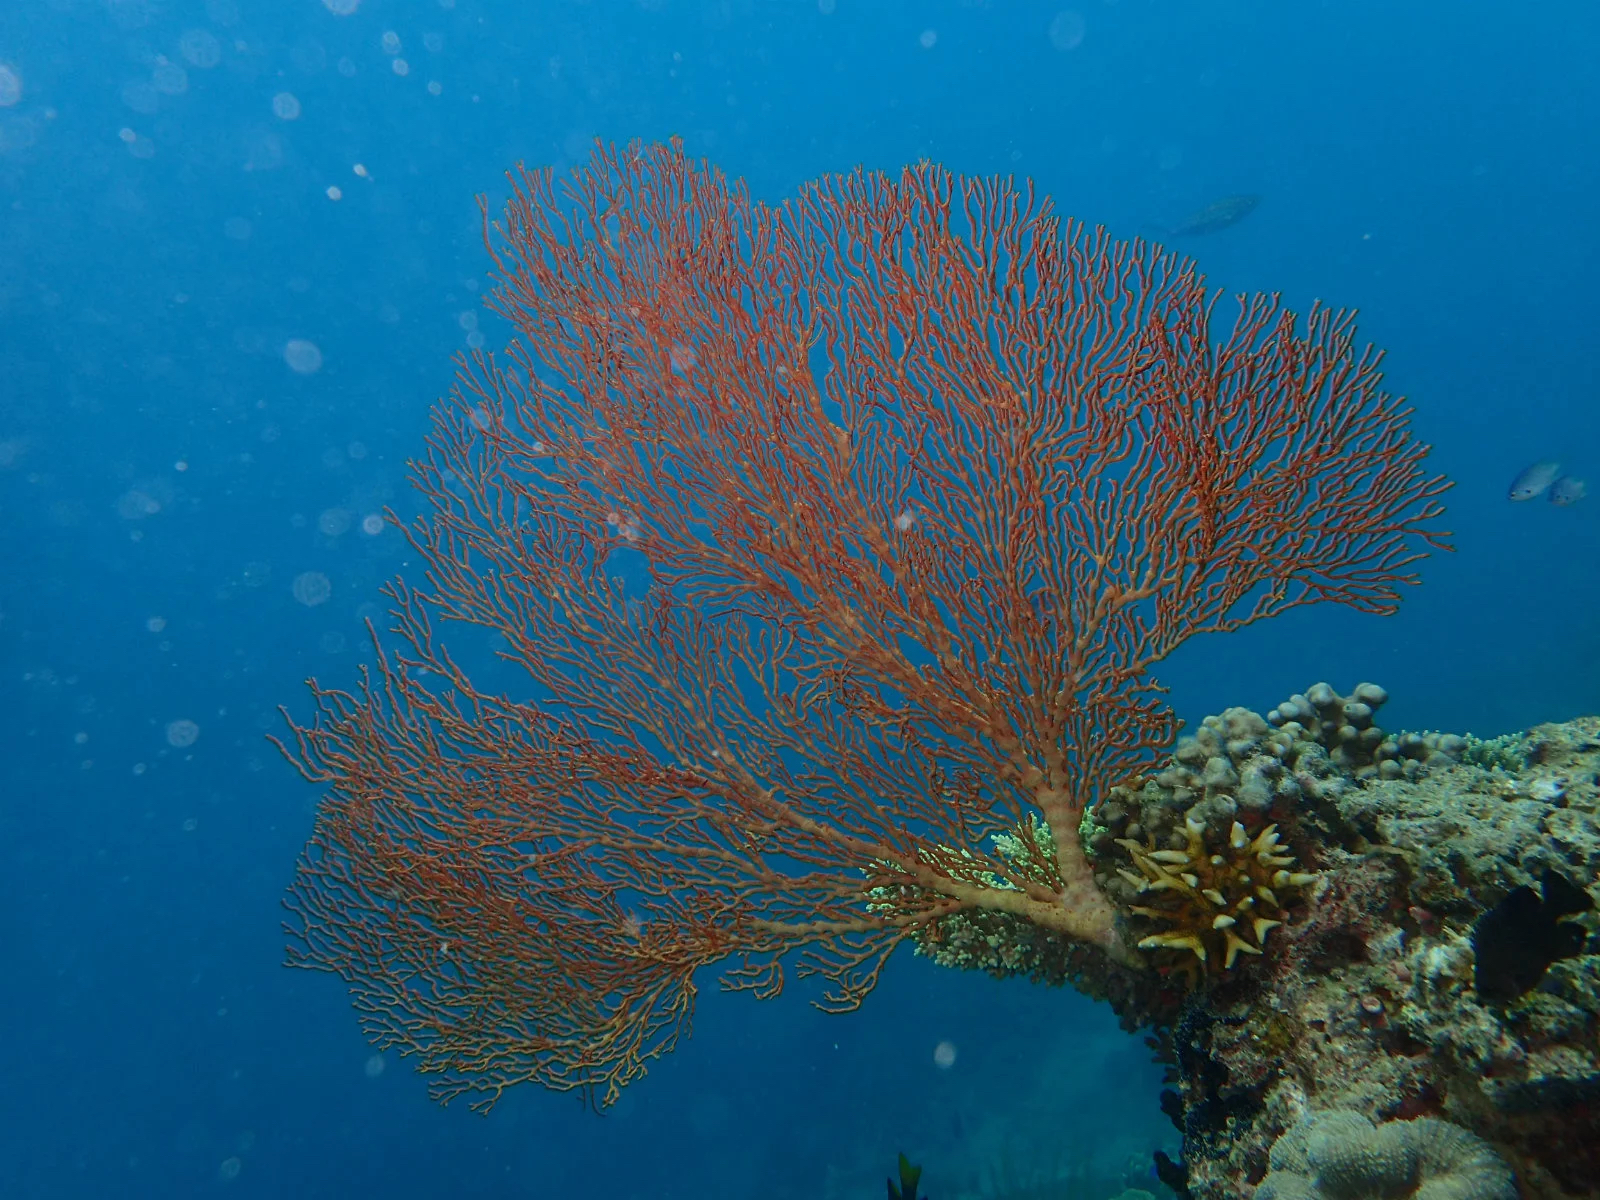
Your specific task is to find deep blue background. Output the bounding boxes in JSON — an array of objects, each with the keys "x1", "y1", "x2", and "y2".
[{"x1": 2, "y1": 1, "x2": 1596, "y2": 1197}]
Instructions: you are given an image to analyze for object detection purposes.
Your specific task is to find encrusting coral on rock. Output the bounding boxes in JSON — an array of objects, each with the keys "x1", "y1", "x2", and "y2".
[{"x1": 909, "y1": 683, "x2": 1600, "y2": 1200}]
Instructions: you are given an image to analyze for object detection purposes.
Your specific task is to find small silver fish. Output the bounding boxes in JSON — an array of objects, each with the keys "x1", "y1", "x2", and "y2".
[
  {"x1": 1508, "y1": 460, "x2": 1562, "y2": 501},
  {"x1": 1549, "y1": 476, "x2": 1587, "y2": 506},
  {"x1": 1169, "y1": 194, "x2": 1261, "y2": 237}
]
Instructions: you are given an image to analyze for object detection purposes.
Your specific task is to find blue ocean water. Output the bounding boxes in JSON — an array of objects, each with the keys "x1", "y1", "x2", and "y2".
[{"x1": 1, "y1": 2, "x2": 1596, "y2": 1197}]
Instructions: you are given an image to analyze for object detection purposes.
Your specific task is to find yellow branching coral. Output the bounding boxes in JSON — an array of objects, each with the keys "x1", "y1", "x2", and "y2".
[{"x1": 1116, "y1": 817, "x2": 1316, "y2": 978}]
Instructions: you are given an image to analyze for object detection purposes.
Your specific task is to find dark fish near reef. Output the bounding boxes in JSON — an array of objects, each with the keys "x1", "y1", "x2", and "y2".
[
  {"x1": 1472, "y1": 869, "x2": 1593, "y2": 1003},
  {"x1": 1164, "y1": 194, "x2": 1261, "y2": 237},
  {"x1": 888, "y1": 1154, "x2": 926, "y2": 1200},
  {"x1": 1507, "y1": 460, "x2": 1562, "y2": 500},
  {"x1": 1549, "y1": 476, "x2": 1587, "y2": 506}
]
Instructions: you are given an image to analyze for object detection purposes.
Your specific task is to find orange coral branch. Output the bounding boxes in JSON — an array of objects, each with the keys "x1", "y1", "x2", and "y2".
[{"x1": 279, "y1": 139, "x2": 1449, "y2": 1109}]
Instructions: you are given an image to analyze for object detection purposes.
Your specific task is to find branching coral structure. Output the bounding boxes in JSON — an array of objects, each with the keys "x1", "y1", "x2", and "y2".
[{"x1": 277, "y1": 140, "x2": 1450, "y2": 1111}]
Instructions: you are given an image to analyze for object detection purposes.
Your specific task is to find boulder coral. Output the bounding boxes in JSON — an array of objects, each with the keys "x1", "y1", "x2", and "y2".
[{"x1": 1255, "y1": 1110, "x2": 1515, "y2": 1200}]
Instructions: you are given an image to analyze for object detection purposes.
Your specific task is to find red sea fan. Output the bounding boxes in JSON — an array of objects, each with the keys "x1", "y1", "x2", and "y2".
[{"x1": 278, "y1": 140, "x2": 1449, "y2": 1109}]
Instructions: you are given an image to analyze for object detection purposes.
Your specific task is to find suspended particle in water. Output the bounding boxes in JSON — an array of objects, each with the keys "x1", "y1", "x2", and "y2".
[
  {"x1": 292, "y1": 571, "x2": 332, "y2": 607},
  {"x1": 933, "y1": 1040, "x2": 957, "y2": 1069},
  {"x1": 179, "y1": 30, "x2": 222, "y2": 68},
  {"x1": 166, "y1": 718, "x2": 200, "y2": 748},
  {"x1": 1048, "y1": 10, "x2": 1087, "y2": 51},
  {"x1": 151, "y1": 59, "x2": 189, "y2": 95},
  {"x1": 284, "y1": 339, "x2": 323, "y2": 374},
  {"x1": 242, "y1": 128, "x2": 284, "y2": 172},
  {"x1": 272, "y1": 92, "x2": 301, "y2": 120},
  {"x1": 121, "y1": 79, "x2": 159, "y2": 114},
  {"x1": 117, "y1": 489, "x2": 161, "y2": 521},
  {"x1": 0, "y1": 65, "x2": 22, "y2": 109}
]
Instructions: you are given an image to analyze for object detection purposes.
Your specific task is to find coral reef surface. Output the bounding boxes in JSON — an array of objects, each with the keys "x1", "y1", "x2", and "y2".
[
  {"x1": 1126, "y1": 691, "x2": 1600, "y2": 1200},
  {"x1": 917, "y1": 685, "x2": 1600, "y2": 1200}
]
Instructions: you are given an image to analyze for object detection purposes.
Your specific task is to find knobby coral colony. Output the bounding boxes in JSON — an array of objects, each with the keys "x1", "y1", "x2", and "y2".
[{"x1": 1117, "y1": 819, "x2": 1316, "y2": 982}]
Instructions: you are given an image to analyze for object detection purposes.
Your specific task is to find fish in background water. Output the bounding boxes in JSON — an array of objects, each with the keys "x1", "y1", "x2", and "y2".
[
  {"x1": 1153, "y1": 194, "x2": 1261, "y2": 237},
  {"x1": 1507, "y1": 460, "x2": 1562, "y2": 500},
  {"x1": 1549, "y1": 476, "x2": 1587, "y2": 506}
]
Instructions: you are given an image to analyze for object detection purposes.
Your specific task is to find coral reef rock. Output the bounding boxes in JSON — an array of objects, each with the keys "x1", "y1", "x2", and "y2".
[{"x1": 1136, "y1": 690, "x2": 1600, "y2": 1200}]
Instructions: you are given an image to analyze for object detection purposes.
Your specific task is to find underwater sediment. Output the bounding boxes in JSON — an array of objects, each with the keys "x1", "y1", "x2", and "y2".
[{"x1": 915, "y1": 684, "x2": 1600, "y2": 1200}]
